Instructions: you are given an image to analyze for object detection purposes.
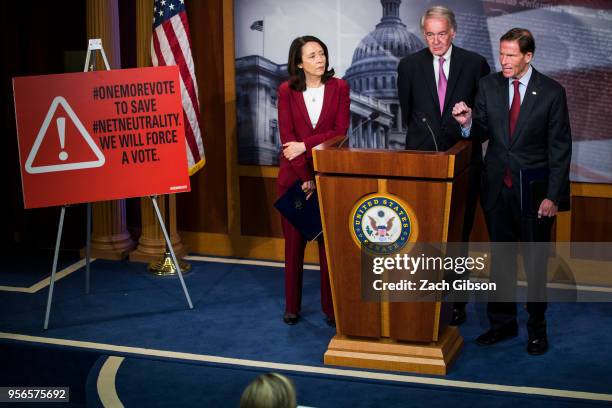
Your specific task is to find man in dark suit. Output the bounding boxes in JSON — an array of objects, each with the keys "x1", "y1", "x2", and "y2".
[
  {"x1": 397, "y1": 5, "x2": 490, "y2": 325},
  {"x1": 452, "y1": 28, "x2": 572, "y2": 355}
]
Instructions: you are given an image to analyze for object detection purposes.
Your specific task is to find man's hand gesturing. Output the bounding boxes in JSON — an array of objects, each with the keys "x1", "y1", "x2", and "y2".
[{"x1": 452, "y1": 102, "x2": 472, "y2": 128}]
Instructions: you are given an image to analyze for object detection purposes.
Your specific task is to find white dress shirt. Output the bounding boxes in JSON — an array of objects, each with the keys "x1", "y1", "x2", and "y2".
[
  {"x1": 303, "y1": 85, "x2": 325, "y2": 127},
  {"x1": 433, "y1": 45, "x2": 452, "y2": 85}
]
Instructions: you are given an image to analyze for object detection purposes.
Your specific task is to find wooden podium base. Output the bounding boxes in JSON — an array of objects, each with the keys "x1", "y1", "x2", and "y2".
[{"x1": 324, "y1": 327, "x2": 463, "y2": 375}]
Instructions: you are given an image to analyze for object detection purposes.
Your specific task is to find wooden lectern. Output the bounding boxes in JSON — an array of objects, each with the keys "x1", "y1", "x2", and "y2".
[{"x1": 313, "y1": 137, "x2": 472, "y2": 375}]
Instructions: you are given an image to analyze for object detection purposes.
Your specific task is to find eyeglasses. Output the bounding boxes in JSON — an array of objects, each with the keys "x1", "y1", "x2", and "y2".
[{"x1": 424, "y1": 32, "x2": 449, "y2": 41}]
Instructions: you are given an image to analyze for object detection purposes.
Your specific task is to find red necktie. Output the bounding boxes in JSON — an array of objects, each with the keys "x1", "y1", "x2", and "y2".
[{"x1": 504, "y1": 80, "x2": 521, "y2": 188}]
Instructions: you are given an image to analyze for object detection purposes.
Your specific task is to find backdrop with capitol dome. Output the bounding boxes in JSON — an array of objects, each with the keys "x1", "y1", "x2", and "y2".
[{"x1": 234, "y1": 0, "x2": 612, "y2": 184}]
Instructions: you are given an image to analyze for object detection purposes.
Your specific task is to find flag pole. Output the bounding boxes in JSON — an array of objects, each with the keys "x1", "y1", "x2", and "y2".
[{"x1": 147, "y1": 0, "x2": 201, "y2": 275}]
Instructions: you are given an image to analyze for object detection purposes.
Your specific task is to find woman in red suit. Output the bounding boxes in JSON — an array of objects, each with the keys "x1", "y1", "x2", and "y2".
[{"x1": 277, "y1": 35, "x2": 350, "y2": 326}]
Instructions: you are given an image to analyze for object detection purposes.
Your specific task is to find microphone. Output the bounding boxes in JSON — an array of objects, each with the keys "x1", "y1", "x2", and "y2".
[
  {"x1": 416, "y1": 111, "x2": 439, "y2": 152},
  {"x1": 338, "y1": 112, "x2": 380, "y2": 148}
]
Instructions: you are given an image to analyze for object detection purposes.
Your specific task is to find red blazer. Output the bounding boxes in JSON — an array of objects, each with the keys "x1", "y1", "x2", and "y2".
[{"x1": 277, "y1": 77, "x2": 350, "y2": 189}]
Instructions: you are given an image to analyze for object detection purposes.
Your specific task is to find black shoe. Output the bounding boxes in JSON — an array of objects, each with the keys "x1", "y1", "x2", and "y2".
[
  {"x1": 283, "y1": 313, "x2": 299, "y2": 325},
  {"x1": 527, "y1": 336, "x2": 548, "y2": 355},
  {"x1": 476, "y1": 324, "x2": 518, "y2": 346},
  {"x1": 325, "y1": 316, "x2": 336, "y2": 328},
  {"x1": 450, "y1": 308, "x2": 467, "y2": 326}
]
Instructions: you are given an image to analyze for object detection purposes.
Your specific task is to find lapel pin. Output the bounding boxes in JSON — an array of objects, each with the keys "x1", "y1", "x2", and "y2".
[{"x1": 532, "y1": 91, "x2": 537, "y2": 95}]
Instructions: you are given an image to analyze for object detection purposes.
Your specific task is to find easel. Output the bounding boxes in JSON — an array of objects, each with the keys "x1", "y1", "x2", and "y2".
[{"x1": 43, "y1": 39, "x2": 193, "y2": 330}]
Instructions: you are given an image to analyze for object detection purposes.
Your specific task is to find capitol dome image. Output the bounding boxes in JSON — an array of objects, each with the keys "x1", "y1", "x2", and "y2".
[
  {"x1": 235, "y1": 0, "x2": 426, "y2": 164},
  {"x1": 344, "y1": 0, "x2": 424, "y2": 149}
]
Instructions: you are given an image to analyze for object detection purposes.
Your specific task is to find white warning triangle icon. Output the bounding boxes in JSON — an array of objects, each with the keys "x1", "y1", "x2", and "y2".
[{"x1": 25, "y1": 96, "x2": 105, "y2": 174}]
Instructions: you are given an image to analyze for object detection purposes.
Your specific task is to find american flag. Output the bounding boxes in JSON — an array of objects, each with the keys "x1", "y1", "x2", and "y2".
[
  {"x1": 250, "y1": 20, "x2": 263, "y2": 32},
  {"x1": 152, "y1": 0, "x2": 205, "y2": 175}
]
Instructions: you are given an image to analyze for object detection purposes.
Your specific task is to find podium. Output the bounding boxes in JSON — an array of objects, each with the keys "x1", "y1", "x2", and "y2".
[{"x1": 313, "y1": 137, "x2": 472, "y2": 375}]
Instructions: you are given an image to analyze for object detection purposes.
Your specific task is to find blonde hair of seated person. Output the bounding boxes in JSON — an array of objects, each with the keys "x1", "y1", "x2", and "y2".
[{"x1": 240, "y1": 372, "x2": 297, "y2": 408}]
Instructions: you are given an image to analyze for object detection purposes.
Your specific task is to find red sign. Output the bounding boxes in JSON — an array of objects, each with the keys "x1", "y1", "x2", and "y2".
[{"x1": 13, "y1": 66, "x2": 191, "y2": 209}]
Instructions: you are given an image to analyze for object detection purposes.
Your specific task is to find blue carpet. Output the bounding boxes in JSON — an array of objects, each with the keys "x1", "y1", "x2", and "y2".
[
  {"x1": 0, "y1": 339, "x2": 100, "y2": 407},
  {"x1": 107, "y1": 356, "x2": 610, "y2": 408},
  {"x1": 0, "y1": 249, "x2": 80, "y2": 287},
  {"x1": 1, "y1": 257, "x2": 611, "y2": 406}
]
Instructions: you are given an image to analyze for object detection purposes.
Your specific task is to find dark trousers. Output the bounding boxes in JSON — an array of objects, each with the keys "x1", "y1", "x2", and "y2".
[
  {"x1": 281, "y1": 216, "x2": 334, "y2": 318},
  {"x1": 484, "y1": 185, "x2": 552, "y2": 338}
]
